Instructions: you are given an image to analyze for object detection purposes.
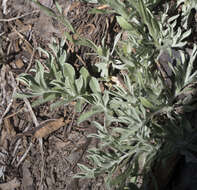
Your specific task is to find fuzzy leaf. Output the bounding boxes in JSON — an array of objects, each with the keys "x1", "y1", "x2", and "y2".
[
  {"x1": 80, "y1": 67, "x2": 90, "y2": 90},
  {"x1": 89, "y1": 77, "x2": 101, "y2": 93},
  {"x1": 75, "y1": 76, "x2": 83, "y2": 94},
  {"x1": 62, "y1": 63, "x2": 75, "y2": 83},
  {"x1": 140, "y1": 97, "x2": 155, "y2": 109},
  {"x1": 116, "y1": 16, "x2": 133, "y2": 30},
  {"x1": 78, "y1": 106, "x2": 103, "y2": 124}
]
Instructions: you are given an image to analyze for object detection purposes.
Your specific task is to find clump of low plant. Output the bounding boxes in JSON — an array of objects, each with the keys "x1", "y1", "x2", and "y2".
[{"x1": 17, "y1": 0, "x2": 197, "y2": 189}]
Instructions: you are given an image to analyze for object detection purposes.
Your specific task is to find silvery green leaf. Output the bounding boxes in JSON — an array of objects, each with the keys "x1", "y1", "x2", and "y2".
[
  {"x1": 59, "y1": 51, "x2": 67, "y2": 66},
  {"x1": 140, "y1": 97, "x2": 155, "y2": 110},
  {"x1": 148, "y1": 8, "x2": 160, "y2": 29},
  {"x1": 113, "y1": 125, "x2": 140, "y2": 134},
  {"x1": 14, "y1": 92, "x2": 40, "y2": 99},
  {"x1": 189, "y1": 44, "x2": 197, "y2": 64},
  {"x1": 140, "y1": 104, "x2": 146, "y2": 118},
  {"x1": 168, "y1": 14, "x2": 179, "y2": 23},
  {"x1": 123, "y1": 73, "x2": 133, "y2": 94},
  {"x1": 50, "y1": 97, "x2": 76, "y2": 110},
  {"x1": 180, "y1": 29, "x2": 191, "y2": 41},
  {"x1": 111, "y1": 32, "x2": 122, "y2": 55},
  {"x1": 138, "y1": 0, "x2": 160, "y2": 43},
  {"x1": 55, "y1": 1, "x2": 62, "y2": 14},
  {"x1": 102, "y1": 91, "x2": 109, "y2": 107},
  {"x1": 64, "y1": 77, "x2": 76, "y2": 96},
  {"x1": 96, "y1": 46, "x2": 103, "y2": 56},
  {"x1": 76, "y1": 37, "x2": 97, "y2": 52},
  {"x1": 116, "y1": 16, "x2": 133, "y2": 30},
  {"x1": 34, "y1": 61, "x2": 48, "y2": 89},
  {"x1": 32, "y1": 93, "x2": 57, "y2": 107},
  {"x1": 138, "y1": 0, "x2": 149, "y2": 22},
  {"x1": 49, "y1": 58, "x2": 58, "y2": 76},
  {"x1": 50, "y1": 80, "x2": 64, "y2": 88},
  {"x1": 172, "y1": 41, "x2": 187, "y2": 48},
  {"x1": 75, "y1": 99, "x2": 84, "y2": 112},
  {"x1": 75, "y1": 76, "x2": 83, "y2": 94},
  {"x1": 77, "y1": 106, "x2": 103, "y2": 124},
  {"x1": 76, "y1": 164, "x2": 95, "y2": 178},
  {"x1": 92, "y1": 121, "x2": 105, "y2": 132},
  {"x1": 62, "y1": 63, "x2": 75, "y2": 83},
  {"x1": 170, "y1": 20, "x2": 177, "y2": 29},
  {"x1": 17, "y1": 73, "x2": 34, "y2": 87},
  {"x1": 174, "y1": 27, "x2": 182, "y2": 41},
  {"x1": 89, "y1": 77, "x2": 101, "y2": 93},
  {"x1": 186, "y1": 71, "x2": 197, "y2": 84},
  {"x1": 18, "y1": 73, "x2": 43, "y2": 92},
  {"x1": 95, "y1": 62, "x2": 109, "y2": 78},
  {"x1": 80, "y1": 67, "x2": 90, "y2": 89},
  {"x1": 30, "y1": 83, "x2": 44, "y2": 92},
  {"x1": 54, "y1": 70, "x2": 63, "y2": 81},
  {"x1": 108, "y1": 0, "x2": 128, "y2": 18},
  {"x1": 184, "y1": 45, "x2": 197, "y2": 85},
  {"x1": 49, "y1": 40, "x2": 59, "y2": 55}
]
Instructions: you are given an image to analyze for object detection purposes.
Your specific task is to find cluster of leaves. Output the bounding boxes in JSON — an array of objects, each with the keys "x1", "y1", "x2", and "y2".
[
  {"x1": 18, "y1": 0, "x2": 197, "y2": 189},
  {"x1": 17, "y1": 38, "x2": 104, "y2": 113},
  {"x1": 177, "y1": 0, "x2": 197, "y2": 28}
]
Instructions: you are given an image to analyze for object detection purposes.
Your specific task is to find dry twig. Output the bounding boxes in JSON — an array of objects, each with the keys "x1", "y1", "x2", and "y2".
[{"x1": 0, "y1": 10, "x2": 39, "y2": 22}]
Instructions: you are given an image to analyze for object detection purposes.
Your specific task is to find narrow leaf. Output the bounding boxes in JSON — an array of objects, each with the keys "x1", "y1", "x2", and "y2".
[
  {"x1": 78, "y1": 107, "x2": 103, "y2": 124},
  {"x1": 140, "y1": 97, "x2": 155, "y2": 109}
]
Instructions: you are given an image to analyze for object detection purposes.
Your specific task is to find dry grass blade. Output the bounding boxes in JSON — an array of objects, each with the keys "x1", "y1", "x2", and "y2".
[{"x1": 0, "y1": 10, "x2": 39, "y2": 22}]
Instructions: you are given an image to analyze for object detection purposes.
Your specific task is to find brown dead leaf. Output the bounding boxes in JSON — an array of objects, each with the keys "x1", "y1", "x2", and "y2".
[
  {"x1": 9, "y1": 25, "x2": 34, "y2": 56},
  {"x1": 0, "y1": 127, "x2": 8, "y2": 149},
  {"x1": 13, "y1": 118, "x2": 68, "y2": 142},
  {"x1": 15, "y1": 58, "x2": 24, "y2": 69},
  {"x1": 34, "y1": 118, "x2": 66, "y2": 138},
  {"x1": 97, "y1": 4, "x2": 110, "y2": 10},
  {"x1": 3, "y1": 118, "x2": 16, "y2": 137},
  {"x1": 0, "y1": 178, "x2": 20, "y2": 190}
]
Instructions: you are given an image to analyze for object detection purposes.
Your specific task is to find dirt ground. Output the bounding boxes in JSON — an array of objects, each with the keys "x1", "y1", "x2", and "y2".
[
  {"x1": 0, "y1": 0, "x2": 114, "y2": 189},
  {"x1": 0, "y1": 0, "x2": 197, "y2": 190}
]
